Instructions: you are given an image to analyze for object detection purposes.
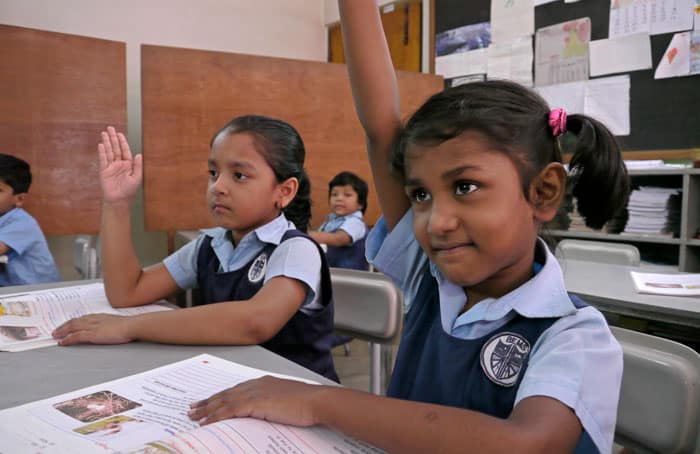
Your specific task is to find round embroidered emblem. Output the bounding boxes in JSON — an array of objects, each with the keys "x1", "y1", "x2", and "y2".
[
  {"x1": 247, "y1": 253, "x2": 268, "y2": 283},
  {"x1": 480, "y1": 332, "x2": 531, "y2": 387}
]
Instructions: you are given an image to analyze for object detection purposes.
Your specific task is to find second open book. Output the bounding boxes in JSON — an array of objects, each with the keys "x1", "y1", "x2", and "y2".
[{"x1": 0, "y1": 353, "x2": 386, "y2": 453}]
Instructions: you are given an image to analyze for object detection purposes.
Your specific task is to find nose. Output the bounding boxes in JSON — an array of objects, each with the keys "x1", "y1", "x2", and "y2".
[
  {"x1": 209, "y1": 175, "x2": 228, "y2": 195},
  {"x1": 426, "y1": 199, "x2": 458, "y2": 236}
]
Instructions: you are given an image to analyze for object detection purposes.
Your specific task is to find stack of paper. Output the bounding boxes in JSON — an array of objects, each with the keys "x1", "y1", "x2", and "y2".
[
  {"x1": 624, "y1": 160, "x2": 690, "y2": 169},
  {"x1": 630, "y1": 270, "x2": 700, "y2": 296},
  {"x1": 623, "y1": 187, "x2": 682, "y2": 237}
]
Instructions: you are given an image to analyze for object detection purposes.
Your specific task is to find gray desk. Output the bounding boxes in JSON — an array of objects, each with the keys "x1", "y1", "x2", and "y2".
[
  {"x1": 0, "y1": 281, "x2": 335, "y2": 409},
  {"x1": 561, "y1": 260, "x2": 700, "y2": 329}
]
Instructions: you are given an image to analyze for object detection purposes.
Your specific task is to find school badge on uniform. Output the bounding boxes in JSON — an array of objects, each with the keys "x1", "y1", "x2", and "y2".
[
  {"x1": 247, "y1": 253, "x2": 268, "y2": 283},
  {"x1": 480, "y1": 332, "x2": 530, "y2": 387}
]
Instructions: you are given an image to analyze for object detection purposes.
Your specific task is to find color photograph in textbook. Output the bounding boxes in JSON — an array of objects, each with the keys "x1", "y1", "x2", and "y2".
[
  {"x1": 0, "y1": 354, "x2": 385, "y2": 454},
  {"x1": 0, "y1": 283, "x2": 173, "y2": 352}
]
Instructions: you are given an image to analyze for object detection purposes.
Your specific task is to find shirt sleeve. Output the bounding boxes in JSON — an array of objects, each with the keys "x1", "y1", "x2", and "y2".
[
  {"x1": 0, "y1": 214, "x2": 38, "y2": 254},
  {"x1": 338, "y1": 217, "x2": 368, "y2": 243},
  {"x1": 365, "y1": 211, "x2": 429, "y2": 312},
  {"x1": 265, "y1": 237, "x2": 322, "y2": 312},
  {"x1": 162, "y1": 235, "x2": 203, "y2": 289},
  {"x1": 515, "y1": 307, "x2": 623, "y2": 454}
]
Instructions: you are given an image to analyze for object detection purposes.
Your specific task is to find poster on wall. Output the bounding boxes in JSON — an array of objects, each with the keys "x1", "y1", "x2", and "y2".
[
  {"x1": 435, "y1": 22, "x2": 491, "y2": 78},
  {"x1": 535, "y1": 17, "x2": 591, "y2": 86}
]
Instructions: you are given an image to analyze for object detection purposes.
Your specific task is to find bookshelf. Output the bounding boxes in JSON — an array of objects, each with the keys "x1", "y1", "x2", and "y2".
[{"x1": 547, "y1": 168, "x2": 700, "y2": 272}]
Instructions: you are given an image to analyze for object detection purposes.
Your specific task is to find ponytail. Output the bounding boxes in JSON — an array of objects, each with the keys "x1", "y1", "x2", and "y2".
[
  {"x1": 283, "y1": 169, "x2": 312, "y2": 232},
  {"x1": 566, "y1": 114, "x2": 629, "y2": 229}
]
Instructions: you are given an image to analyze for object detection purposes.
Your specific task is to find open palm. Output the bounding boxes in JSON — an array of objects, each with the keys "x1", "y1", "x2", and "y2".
[{"x1": 98, "y1": 126, "x2": 143, "y2": 204}]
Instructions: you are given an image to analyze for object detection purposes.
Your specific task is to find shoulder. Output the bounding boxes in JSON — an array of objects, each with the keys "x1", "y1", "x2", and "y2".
[{"x1": 270, "y1": 230, "x2": 322, "y2": 264}]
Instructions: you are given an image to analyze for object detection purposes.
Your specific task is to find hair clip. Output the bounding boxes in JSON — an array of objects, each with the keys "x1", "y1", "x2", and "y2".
[{"x1": 548, "y1": 108, "x2": 567, "y2": 137}]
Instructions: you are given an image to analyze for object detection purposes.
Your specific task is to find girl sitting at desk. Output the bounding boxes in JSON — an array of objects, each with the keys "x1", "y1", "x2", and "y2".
[
  {"x1": 188, "y1": 1, "x2": 629, "y2": 453},
  {"x1": 52, "y1": 116, "x2": 338, "y2": 382}
]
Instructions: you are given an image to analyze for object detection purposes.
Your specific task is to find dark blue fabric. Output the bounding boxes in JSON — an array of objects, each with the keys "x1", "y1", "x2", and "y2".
[
  {"x1": 387, "y1": 267, "x2": 597, "y2": 452},
  {"x1": 196, "y1": 230, "x2": 338, "y2": 382},
  {"x1": 325, "y1": 236, "x2": 368, "y2": 271}
]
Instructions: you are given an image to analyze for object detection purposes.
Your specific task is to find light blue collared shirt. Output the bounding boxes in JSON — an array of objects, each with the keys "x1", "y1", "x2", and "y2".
[
  {"x1": 366, "y1": 210, "x2": 623, "y2": 454},
  {"x1": 0, "y1": 208, "x2": 60, "y2": 286},
  {"x1": 164, "y1": 214, "x2": 323, "y2": 313},
  {"x1": 319, "y1": 210, "x2": 367, "y2": 244}
]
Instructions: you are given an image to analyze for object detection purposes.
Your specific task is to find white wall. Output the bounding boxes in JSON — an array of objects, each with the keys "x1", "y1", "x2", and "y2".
[{"x1": 0, "y1": 0, "x2": 327, "y2": 280}]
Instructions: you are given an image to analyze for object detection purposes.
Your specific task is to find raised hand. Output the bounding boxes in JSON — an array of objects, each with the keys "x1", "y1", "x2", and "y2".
[
  {"x1": 188, "y1": 376, "x2": 326, "y2": 427},
  {"x1": 99, "y1": 126, "x2": 143, "y2": 204},
  {"x1": 52, "y1": 314, "x2": 134, "y2": 346}
]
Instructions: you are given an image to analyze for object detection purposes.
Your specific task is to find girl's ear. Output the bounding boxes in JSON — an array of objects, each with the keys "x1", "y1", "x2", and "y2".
[
  {"x1": 13, "y1": 193, "x2": 26, "y2": 208},
  {"x1": 529, "y1": 162, "x2": 566, "y2": 223},
  {"x1": 277, "y1": 177, "x2": 299, "y2": 209}
]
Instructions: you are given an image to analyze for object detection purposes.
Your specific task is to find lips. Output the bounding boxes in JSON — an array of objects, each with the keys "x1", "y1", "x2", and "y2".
[{"x1": 431, "y1": 242, "x2": 473, "y2": 256}]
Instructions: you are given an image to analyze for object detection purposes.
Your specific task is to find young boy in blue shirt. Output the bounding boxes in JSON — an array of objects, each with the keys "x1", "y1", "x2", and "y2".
[
  {"x1": 0, "y1": 154, "x2": 60, "y2": 286},
  {"x1": 309, "y1": 171, "x2": 369, "y2": 271}
]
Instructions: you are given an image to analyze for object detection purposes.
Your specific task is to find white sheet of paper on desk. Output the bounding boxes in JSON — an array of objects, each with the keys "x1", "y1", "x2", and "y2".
[
  {"x1": 0, "y1": 354, "x2": 387, "y2": 454},
  {"x1": 436, "y1": 48, "x2": 488, "y2": 78},
  {"x1": 536, "y1": 80, "x2": 586, "y2": 113},
  {"x1": 583, "y1": 75, "x2": 631, "y2": 135},
  {"x1": 535, "y1": 17, "x2": 591, "y2": 86},
  {"x1": 589, "y1": 33, "x2": 652, "y2": 76},
  {"x1": 655, "y1": 31, "x2": 691, "y2": 78},
  {"x1": 0, "y1": 283, "x2": 173, "y2": 352},
  {"x1": 488, "y1": 36, "x2": 534, "y2": 86},
  {"x1": 491, "y1": 0, "x2": 535, "y2": 44},
  {"x1": 630, "y1": 271, "x2": 700, "y2": 296}
]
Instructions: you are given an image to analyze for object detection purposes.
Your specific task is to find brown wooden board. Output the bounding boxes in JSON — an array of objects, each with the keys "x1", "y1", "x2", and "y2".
[
  {"x1": 0, "y1": 24, "x2": 126, "y2": 235},
  {"x1": 141, "y1": 44, "x2": 443, "y2": 231}
]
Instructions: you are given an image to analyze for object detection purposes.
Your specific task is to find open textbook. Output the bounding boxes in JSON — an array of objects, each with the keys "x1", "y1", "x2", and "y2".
[
  {"x1": 630, "y1": 271, "x2": 700, "y2": 296},
  {"x1": 0, "y1": 354, "x2": 385, "y2": 454},
  {"x1": 0, "y1": 283, "x2": 174, "y2": 352}
]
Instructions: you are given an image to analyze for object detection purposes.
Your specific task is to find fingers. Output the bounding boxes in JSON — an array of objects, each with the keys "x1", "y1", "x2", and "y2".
[
  {"x1": 117, "y1": 132, "x2": 132, "y2": 161},
  {"x1": 133, "y1": 153, "x2": 143, "y2": 181},
  {"x1": 98, "y1": 143, "x2": 108, "y2": 171},
  {"x1": 56, "y1": 330, "x2": 92, "y2": 346},
  {"x1": 107, "y1": 126, "x2": 122, "y2": 161},
  {"x1": 101, "y1": 131, "x2": 114, "y2": 164}
]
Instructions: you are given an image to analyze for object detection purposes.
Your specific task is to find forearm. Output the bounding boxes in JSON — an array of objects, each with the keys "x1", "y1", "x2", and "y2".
[
  {"x1": 308, "y1": 230, "x2": 352, "y2": 247},
  {"x1": 126, "y1": 300, "x2": 275, "y2": 345},
  {"x1": 312, "y1": 387, "x2": 536, "y2": 454},
  {"x1": 100, "y1": 201, "x2": 146, "y2": 306}
]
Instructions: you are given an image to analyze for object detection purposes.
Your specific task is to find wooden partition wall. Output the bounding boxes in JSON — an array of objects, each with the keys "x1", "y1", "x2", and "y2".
[
  {"x1": 141, "y1": 45, "x2": 443, "y2": 231},
  {"x1": 0, "y1": 25, "x2": 126, "y2": 235}
]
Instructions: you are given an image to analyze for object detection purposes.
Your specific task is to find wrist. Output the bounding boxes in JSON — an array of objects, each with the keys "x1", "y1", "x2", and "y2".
[{"x1": 310, "y1": 385, "x2": 338, "y2": 426}]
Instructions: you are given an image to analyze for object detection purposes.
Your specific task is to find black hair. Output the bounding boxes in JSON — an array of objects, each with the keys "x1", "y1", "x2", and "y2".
[
  {"x1": 0, "y1": 154, "x2": 32, "y2": 194},
  {"x1": 211, "y1": 115, "x2": 312, "y2": 231},
  {"x1": 328, "y1": 171, "x2": 369, "y2": 214},
  {"x1": 393, "y1": 80, "x2": 629, "y2": 230}
]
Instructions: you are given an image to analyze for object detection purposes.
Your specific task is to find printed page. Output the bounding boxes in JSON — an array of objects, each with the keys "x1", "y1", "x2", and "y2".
[
  {"x1": 0, "y1": 284, "x2": 173, "y2": 352},
  {"x1": 0, "y1": 354, "x2": 325, "y2": 454},
  {"x1": 535, "y1": 18, "x2": 591, "y2": 86},
  {"x1": 655, "y1": 31, "x2": 692, "y2": 78},
  {"x1": 630, "y1": 271, "x2": 700, "y2": 295},
  {"x1": 583, "y1": 75, "x2": 631, "y2": 136},
  {"x1": 490, "y1": 0, "x2": 535, "y2": 45},
  {"x1": 589, "y1": 33, "x2": 652, "y2": 77}
]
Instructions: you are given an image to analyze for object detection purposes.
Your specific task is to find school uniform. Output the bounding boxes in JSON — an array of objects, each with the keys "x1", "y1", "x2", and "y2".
[
  {"x1": 319, "y1": 210, "x2": 368, "y2": 270},
  {"x1": 0, "y1": 207, "x2": 60, "y2": 286},
  {"x1": 366, "y1": 211, "x2": 623, "y2": 454},
  {"x1": 164, "y1": 214, "x2": 338, "y2": 382}
]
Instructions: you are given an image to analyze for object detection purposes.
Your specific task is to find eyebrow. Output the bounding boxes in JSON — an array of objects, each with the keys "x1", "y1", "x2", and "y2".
[
  {"x1": 404, "y1": 164, "x2": 482, "y2": 186},
  {"x1": 207, "y1": 159, "x2": 256, "y2": 171}
]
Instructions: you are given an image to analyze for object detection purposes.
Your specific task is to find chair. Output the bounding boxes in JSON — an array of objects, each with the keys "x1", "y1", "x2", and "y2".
[
  {"x1": 555, "y1": 239, "x2": 640, "y2": 266},
  {"x1": 330, "y1": 268, "x2": 403, "y2": 395},
  {"x1": 73, "y1": 235, "x2": 100, "y2": 279},
  {"x1": 612, "y1": 326, "x2": 700, "y2": 454}
]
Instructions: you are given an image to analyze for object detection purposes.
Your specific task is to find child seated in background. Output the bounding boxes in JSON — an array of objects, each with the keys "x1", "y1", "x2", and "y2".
[
  {"x1": 0, "y1": 154, "x2": 60, "y2": 286},
  {"x1": 309, "y1": 171, "x2": 369, "y2": 271}
]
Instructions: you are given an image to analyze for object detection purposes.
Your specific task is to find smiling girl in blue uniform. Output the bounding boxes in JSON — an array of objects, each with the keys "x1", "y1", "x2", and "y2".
[
  {"x1": 188, "y1": 2, "x2": 629, "y2": 452},
  {"x1": 52, "y1": 116, "x2": 338, "y2": 382}
]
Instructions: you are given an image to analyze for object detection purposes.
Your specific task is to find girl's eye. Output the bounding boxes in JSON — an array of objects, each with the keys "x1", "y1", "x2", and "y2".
[
  {"x1": 208, "y1": 170, "x2": 218, "y2": 179},
  {"x1": 410, "y1": 188, "x2": 431, "y2": 203},
  {"x1": 233, "y1": 172, "x2": 247, "y2": 181},
  {"x1": 455, "y1": 181, "x2": 478, "y2": 196}
]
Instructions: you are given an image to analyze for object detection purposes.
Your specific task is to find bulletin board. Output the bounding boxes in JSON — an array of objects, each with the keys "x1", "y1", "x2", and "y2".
[
  {"x1": 435, "y1": 0, "x2": 700, "y2": 151},
  {"x1": 141, "y1": 45, "x2": 443, "y2": 231},
  {"x1": 0, "y1": 24, "x2": 127, "y2": 235}
]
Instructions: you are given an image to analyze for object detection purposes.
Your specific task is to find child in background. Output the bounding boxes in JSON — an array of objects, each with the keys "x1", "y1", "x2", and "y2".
[
  {"x1": 309, "y1": 171, "x2": 369, "y2": 271},
  {"x1": 0, "y1": 154, "x2": 60, "y2": 286},
  {"x1": 188, "y1": 2, "x2": 629, "y2": 453},
  {"x1": 53, "y1": 116, "x2": 338, "y2": 382}
]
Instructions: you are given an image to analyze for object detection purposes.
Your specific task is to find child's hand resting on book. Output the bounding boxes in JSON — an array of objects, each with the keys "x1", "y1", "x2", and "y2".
[
  {"x1": 188, "y1": 375, "x2": 326, "y2": 427},
  {"x1": 52, "y1": 314, "x2": 133, "y2": 345}
]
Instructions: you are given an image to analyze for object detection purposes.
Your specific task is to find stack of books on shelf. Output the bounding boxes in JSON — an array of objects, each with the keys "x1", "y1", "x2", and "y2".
[
  {"x1": 622, "y1": 186, "x2": 682, "y2": 237},
  {"x1": 623, "y1": 159, "x2": 691, "y2": 170}
]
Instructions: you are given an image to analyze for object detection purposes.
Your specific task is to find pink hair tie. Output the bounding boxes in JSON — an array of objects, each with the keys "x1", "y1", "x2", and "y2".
[{"x1": 548, "y1": 108, "x2": 567, "y2": 137}]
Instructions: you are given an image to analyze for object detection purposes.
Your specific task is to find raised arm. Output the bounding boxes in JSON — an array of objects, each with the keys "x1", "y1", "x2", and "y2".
[
  {"x1": 98, "y1": 126, "x2": 179, "y2": 307},
  {"x1": 339, "y1": 0, "x2": 410, "y2": 229}
]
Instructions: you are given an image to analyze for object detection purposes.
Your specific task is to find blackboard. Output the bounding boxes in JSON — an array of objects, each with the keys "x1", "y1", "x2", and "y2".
[{"x1": 435, "y1": 0, "x2": 700, "y2": 151}]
